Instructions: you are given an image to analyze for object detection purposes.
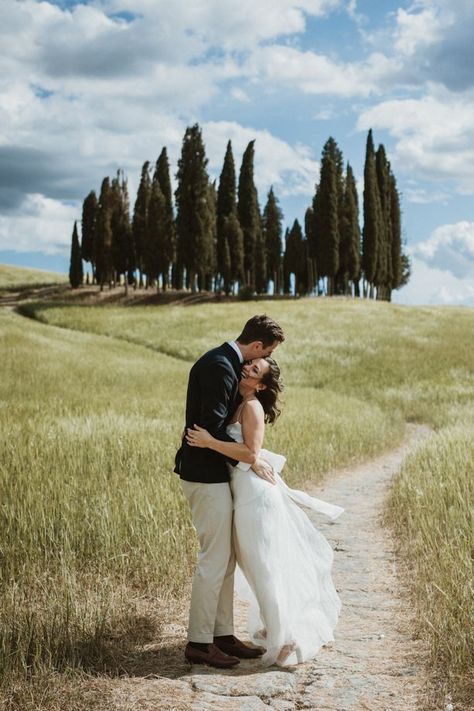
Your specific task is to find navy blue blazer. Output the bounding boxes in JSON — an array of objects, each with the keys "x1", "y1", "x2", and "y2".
[{"x1": 174, "y1": 342, "x2": 242, "y2": 483}]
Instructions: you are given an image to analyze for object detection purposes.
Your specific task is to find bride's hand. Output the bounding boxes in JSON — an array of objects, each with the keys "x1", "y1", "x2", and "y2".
[{"x1": 186, "y1": 424, "x2": 214, "y2": 448}]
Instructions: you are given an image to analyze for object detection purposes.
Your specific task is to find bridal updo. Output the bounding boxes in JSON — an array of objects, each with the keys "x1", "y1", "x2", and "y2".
[{"x1": 256, "y1": 357, "x2": 283, "y2": 424}]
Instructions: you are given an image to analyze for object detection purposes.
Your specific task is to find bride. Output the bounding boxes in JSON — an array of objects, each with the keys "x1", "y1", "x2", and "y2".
[{"x1": 186, "y1": 356, "x2": 343, "y2": 667}]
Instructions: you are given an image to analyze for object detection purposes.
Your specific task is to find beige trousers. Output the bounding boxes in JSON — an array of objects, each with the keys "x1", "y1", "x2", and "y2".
[{"x1": 181, "y1": 480, "x2": 235, "y2": 643}]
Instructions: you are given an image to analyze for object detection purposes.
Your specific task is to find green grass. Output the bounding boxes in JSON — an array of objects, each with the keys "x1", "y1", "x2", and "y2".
[
  {"x1": 1, "y1": 297, "x2": 474, "y2": 706},
  {"x1": 0, "y1": 263, "x2": 67, "y2": 292}
]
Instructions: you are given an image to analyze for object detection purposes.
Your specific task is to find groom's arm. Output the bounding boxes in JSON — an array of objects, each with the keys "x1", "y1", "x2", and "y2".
[{"x1": 198, "y1": 362, "x2": 239, "y2": 464}]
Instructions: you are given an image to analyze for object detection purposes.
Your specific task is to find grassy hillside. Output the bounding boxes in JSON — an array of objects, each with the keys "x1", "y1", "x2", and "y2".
[
  {"x1": 0, "y1": 263, "x2": 67, "y2": 291},
  {"x1": 1, "y1": 298, "x2": 473, "y2": 706}
]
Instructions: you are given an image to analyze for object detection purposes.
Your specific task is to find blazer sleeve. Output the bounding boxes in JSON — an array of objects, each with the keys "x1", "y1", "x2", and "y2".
[{"x1": 197, "y1": 361, "x2": 238, "y2": 463}]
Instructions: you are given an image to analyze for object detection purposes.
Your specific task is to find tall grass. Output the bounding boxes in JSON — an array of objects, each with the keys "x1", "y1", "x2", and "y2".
[
  {"x1": 0, "y1": 264, "x2": 66, "y2": 292},
  {"x1": 386, "y1": 425, "x2": 474, "y2": 706},
  {"x1": 2, "y1": 297, "x2": 474, "y2": 705}
]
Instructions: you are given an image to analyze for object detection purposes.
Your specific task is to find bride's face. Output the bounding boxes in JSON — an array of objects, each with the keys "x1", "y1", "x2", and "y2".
[{"x1": 240, "y1": 358, "x2": 269, "y2": 395}]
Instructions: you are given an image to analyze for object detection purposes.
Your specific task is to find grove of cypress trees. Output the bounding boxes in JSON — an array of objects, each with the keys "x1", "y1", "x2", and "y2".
[
  {"x1": 154, "y1": 148, "x2": 175, "y2": 290},
  {"x1": 263, "y1": 187, "x2": 283, "y2": 293},
  {"x1": 238, "y1": 140, "x2": 261, "y2": 288},
  {"x1": 313, "y1": 142, "x2": 339, "y2": 295},
  {"x1": 175, "y1": 124, "x2": 214, "y2": 291},
  {"x1": 81, "y1": 190, "x2": 98, "y2": 282},
  {"x1": 132, "y1": 161, "x2": 151, "y2": 286},
  {"x1": 69, "y1": 221, "x2": 83, "y2": 288},
  {"x1": 362, "y1": 129, "x2": 381, "y2": 297}
]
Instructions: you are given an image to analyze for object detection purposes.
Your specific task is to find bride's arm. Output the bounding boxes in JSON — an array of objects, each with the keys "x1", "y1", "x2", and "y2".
[{"x1": 185, "y1": 400, "x2": 264, "y2": 465}]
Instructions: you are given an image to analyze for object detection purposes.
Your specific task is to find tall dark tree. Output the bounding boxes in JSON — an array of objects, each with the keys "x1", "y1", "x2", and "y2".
[
  {"x1": 110, "y1": 171, "x2": 134, "y2": 291},
  {"x1": 69, "y1": 221, "x2": 83, "y2": 288},
  {"x1": 154, "y1": 148, "x2": 175, "y2": 290},
  {"x1": 389, "y1": 172, "x2": 407, "y2": 298},
  {"x1": 175, "y1": 124, "x2": 214, "y2": 291},
  {"x1": 81, "y1": 190, "x2": 98, "y2": 281},
  {"x1": 374, "y1": 144, "x2": 392, "y2": 300},
  {"x1": 216, "y1": 141, "x2": 244, "y2": 293},
  {"x1": 132, "y1": 161, "x2": 151, "y2": 286},
  {"x1": 254, "y1": 219, "x2": 267, "y2": 294},
  {"x1": 145, "y1": 177, "x2": 166, "y2": 289},
  {"x1": 304, "y1": 206, "x2": 317, "y2": 293},
  {"x1": 204, "y1": 181, "x2": 217, "y2": 291},
  {"x1": 362, "y1": 129, "x2": 382, "y2": 297},
  {"x1": 283, "y1": 219, "x2": 308, "y2": 296},
  {"x1": 94, "y1": 177, "x2": 113, "y2": 290},
  {"x1": 339, "y1": 163, "x2": 361, "y2": 296},
  {"x1": 312, "y1": 141, "x2": 339, "y2": 295},
  {"x1": 238, "y1": 140, "x2": 262, "y2": 287},
  {"x1": 263, "y1": 187, "x2": 283, "y2": 293}
]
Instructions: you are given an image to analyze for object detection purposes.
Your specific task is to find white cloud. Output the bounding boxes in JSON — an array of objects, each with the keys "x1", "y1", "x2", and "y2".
[
  {"x1": 357, "y1": 88, "x2": 474, "y2": 193},
  {"x1": 393, "y1": 257, "x2": 474, "y2": 307},
  {"x1": 204, "y1": 121, "x2": 319, "y2": 198},
  {"x1": 413, "y1": 220, "x2": 474, "y2": 279},
  {"x1": 0, "y1": 194, "x2": 78, "y2": 254}
]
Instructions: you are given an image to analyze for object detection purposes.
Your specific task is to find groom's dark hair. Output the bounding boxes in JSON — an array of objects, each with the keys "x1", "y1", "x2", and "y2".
[{"x1": 237, "y1": 314, "x2": 285, "y2": 347}]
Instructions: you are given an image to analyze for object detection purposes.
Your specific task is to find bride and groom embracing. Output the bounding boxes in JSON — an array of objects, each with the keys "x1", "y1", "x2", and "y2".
[{"x1": 174, "y1": 314, "x2": 343, "y2": 669}]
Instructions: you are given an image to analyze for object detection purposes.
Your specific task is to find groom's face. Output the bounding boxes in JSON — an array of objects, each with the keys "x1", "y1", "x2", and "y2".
[{"x1": 247, "y1": 339, "x2": 280, "y2": 360}]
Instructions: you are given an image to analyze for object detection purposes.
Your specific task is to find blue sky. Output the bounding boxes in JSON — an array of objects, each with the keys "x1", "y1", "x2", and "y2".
[{"x1": 1, "y1": 0, "x2": 473, "y2": 305}]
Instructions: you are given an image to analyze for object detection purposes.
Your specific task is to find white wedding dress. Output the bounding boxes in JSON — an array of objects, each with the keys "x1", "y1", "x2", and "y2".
[{"x1": 227, "y1": 421, "x2": 344, "y2": 667}]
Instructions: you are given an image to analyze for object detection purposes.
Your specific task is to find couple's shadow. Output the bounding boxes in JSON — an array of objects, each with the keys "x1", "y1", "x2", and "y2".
[{"x1": 76, "y1": 613, "x2": 280, "y2": 680}]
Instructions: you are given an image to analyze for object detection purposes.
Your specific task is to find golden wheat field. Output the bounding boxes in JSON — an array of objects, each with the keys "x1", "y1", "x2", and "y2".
[{"x1": 1, "y1": 272, "x2": 473, "y2": 707}]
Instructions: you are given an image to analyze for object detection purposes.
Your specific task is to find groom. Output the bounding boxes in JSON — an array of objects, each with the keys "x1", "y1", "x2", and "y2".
[{"x1": 175, "y1": 314, "x2": 285, "y2": 668}]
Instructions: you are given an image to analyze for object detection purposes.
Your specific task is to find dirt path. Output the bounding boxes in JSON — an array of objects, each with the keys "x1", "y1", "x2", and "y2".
[{"x1": 84, "y1": 423, "x2": 431, "y2": 710}]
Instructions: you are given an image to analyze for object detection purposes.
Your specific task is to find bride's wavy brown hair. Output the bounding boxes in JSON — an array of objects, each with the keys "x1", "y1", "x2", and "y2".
[{"x1": 256, "y1": 357, "x2": 283, "y2": 424}]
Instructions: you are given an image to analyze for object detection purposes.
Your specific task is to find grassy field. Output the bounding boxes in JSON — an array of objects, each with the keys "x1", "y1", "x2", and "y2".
[
  {"x1": 1, "y1": 296, "x2": 473, "y2": 707},
  {"x1": 0, "y1": 264, "x2": 66, "y2": 293}
]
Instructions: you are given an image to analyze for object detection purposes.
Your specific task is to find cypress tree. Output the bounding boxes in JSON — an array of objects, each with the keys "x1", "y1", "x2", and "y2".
[
  {"x1": 283, "y1": 219, "x2": 307, "y2": 296},
  {"x1": 238, "y1": 140, "x2": 261, "y2": 287},
  {"x1": 313, "y1": 143, "x2": 339, "y2": 295},
  {"x1": 69, "y1": 221, "x2": 83, "y2": 288},
  {"x1": 323, "y1": 138, "x2": 345, "y2": 294},
  {"x1": 304, "y1": 206, "x2": 317, "y2": 293},
  {"x1": 205, "y1": 180, "x2": 217, "y2": 291},
  {"x1": 81, "y1": 191, "x2": 98, "y2": 280},
  {"x1": 263, "y1": 187, "x2": 283, "y2": 293},
  {"x1": 254, "y1": 220, "x2": 267, "y2": 294},
  {"x1": 154, "y1": 148, "x2": 175, "y2": 290},
  {"x1": 362, "y1": 129, "x2": 381, "y2": 297},
  {"x1": 95, "y1": 177, "x2": 113, "y2": 290},
  {"x1": 340, "y1": 163, "x2": 361, "y2": 296},
  {"x1": 175, "y1": 124, "x2": 214, "y2": 291},
  {"x1": 132, "y1": 161, "x2": 151, "y2": 285},
  {"x1": 375, "y1": 144, "x2": 392, "y2": 300},
  {"x1": 110, "y1": 171, "x2": 134, "y2": 289},
  {"x1": 217, "y1": 140, "x2": 243, "y2": 293},
  {"x1": 145, "y1": 177, "x2": 166, "y2": 289},
  {"x1": 389, "y1": 171, "x2": 402, "y2": 298}
]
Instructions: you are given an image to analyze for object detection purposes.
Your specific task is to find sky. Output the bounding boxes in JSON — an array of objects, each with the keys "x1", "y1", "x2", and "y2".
[{"x1": 0, "y1": 0, "x2": 473, "y2": 306}]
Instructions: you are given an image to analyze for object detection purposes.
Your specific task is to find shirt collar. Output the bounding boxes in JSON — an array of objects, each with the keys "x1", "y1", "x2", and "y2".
[{"x1": 227, "y1": 340, "x2": 244, "y2": 364}]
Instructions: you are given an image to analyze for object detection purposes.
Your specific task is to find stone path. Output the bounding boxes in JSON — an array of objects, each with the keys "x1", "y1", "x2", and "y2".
[{"x1": 96, "y1": 423, "x2": 432, "y2": 710}]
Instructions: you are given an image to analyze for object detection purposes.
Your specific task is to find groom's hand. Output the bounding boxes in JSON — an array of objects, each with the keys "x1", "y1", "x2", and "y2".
[{"x1": 252, "y1": 458, "x2": 276, "y2": 485}]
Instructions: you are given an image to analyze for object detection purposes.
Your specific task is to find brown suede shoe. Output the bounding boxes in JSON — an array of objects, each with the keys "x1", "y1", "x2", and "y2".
[
  {"x1": 213, "y1": 635, "x2": 265, "y2": 659},
  {"x1": 184, "y1": 642, "x2": 240, "y2": 668}
]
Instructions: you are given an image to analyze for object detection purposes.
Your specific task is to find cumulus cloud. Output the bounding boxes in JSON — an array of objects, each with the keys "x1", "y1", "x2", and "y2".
[
  {"x1": 413, "y1": 221, "x2": 474, "y2": 279},
  {"x1": 203, "y1": 121, "x2": 319, "y2": 198},
  {"x1": 357, "y1": 88, "x2": 474, "y2": 192},
  {"x1": 393, "y1": 257, "x2": 474, "y2": 307},
  {"x1": 0, "y1": 194, "x2": 78, "y2": 254}
]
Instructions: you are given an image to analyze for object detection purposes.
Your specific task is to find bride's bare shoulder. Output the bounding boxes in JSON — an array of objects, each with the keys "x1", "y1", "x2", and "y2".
[{"x1": 241, "y1": 398, "x2": 265, "y2": 420}]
